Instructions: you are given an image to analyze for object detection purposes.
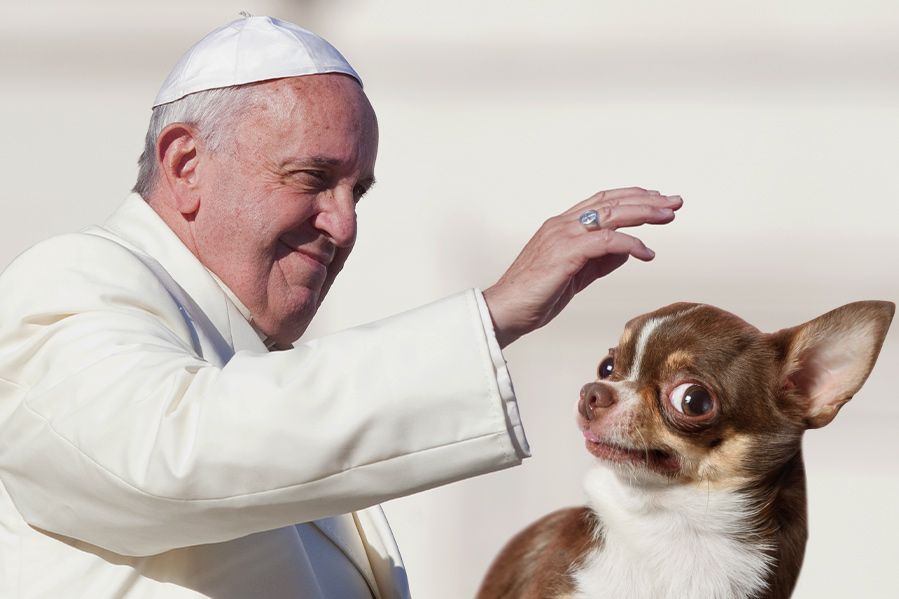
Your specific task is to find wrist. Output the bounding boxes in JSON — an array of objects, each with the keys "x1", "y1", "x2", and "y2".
[{"x1": 482, "y1": 286, "x2": 520, "y2": 349}]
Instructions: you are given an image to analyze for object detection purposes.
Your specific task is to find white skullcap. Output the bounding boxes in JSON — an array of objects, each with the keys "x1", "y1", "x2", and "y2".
[{"x1": 152, "y1": 14, "x2": 362, "y2": 107}]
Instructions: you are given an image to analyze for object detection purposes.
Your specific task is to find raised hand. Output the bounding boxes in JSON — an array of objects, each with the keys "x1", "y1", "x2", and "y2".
[{"x1": 483, "y1": 187, "x2": 683, "y2": 347}]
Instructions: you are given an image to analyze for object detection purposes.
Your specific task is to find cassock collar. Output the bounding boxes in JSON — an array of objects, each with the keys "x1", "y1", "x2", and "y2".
[{"x1": 95, "y1": 194, "x2": 271, "y2": 351}]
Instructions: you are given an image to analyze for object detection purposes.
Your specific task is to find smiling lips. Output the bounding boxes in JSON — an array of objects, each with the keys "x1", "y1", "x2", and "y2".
[{"x1": 280, "y1": 239, "x2": 334, "y2": 270}]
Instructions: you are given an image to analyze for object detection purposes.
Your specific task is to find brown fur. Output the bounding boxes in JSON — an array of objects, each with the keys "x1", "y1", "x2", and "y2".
[
  {"x1": 478, "y1": 301, "x2": 894, "y2": 599},
  {"x1": 478, "y1": 459, "x2": 808, "y2": 599},
  {"x1": 477, "y1": 508, "x2": 599, "y2": 599},
  {"x1": 750, "y1": 450, "x2": 809, "y2": 599}
]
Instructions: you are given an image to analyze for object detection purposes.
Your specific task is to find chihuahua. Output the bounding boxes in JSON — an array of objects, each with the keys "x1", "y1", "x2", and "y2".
[{"x1": 477, "y1": 300, "x2": 894, "y2": 599}]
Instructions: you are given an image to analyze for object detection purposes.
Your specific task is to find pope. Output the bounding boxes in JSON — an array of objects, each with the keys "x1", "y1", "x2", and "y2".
[{"x1": 0, "y1": 15, "x2": 681, "y2": 599}]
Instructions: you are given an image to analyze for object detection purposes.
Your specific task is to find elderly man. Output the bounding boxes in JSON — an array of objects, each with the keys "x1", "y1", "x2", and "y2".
[{"x1": 0, "y1": 15, "x2": 681, "y2": 599}]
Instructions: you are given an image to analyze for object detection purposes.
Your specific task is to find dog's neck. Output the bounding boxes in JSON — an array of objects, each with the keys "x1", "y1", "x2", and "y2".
[{"x1": 573, "y1": 463, "x2": 791, "y2": 599}]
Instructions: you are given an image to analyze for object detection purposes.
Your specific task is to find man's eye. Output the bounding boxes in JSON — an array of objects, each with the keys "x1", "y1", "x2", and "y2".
[
  {"x1": 292, "y1": 170, "x2": 327, "y2": 185},
  {"x1": 305, "y1": 170, "x2": 327, "y2": 180}
]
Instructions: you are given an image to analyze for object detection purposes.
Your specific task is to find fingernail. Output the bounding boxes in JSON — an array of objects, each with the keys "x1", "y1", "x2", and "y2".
[
  {"x1": 658, "y1": 208, "x2": 674, "y2": 217},
  {"x1": 667, "y1": 195, "x2": 683, "y2": 202},
  {"x1": 647, "y1": 248, "x2": 656, "y2": 258}
]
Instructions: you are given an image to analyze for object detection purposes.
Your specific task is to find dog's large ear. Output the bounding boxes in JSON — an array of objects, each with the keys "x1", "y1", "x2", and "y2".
[{"x1": 773, "y1": 301, "x2": 894, "y2": 429}]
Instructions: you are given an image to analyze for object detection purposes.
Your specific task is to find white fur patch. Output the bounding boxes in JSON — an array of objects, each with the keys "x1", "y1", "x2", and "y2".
[
  {"x1": 627, "y1": 316, "x2": 668, "y2": 381},
  {"x1": 628, "y1": 306, "x2": 703, "y2": 382},
  {"x1": 572, "y1": 465, "x2": 772, "y2": 599}
]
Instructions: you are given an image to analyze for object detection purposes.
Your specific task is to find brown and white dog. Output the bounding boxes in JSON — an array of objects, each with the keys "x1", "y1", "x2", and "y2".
[{"x1": 477, "y1": 301, "x2": 894, "y2": 599}]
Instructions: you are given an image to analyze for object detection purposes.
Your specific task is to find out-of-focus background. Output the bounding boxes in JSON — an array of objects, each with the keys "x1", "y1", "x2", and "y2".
[{"x1": 2, "y1": 1, "x2": 897, "y2": 597}]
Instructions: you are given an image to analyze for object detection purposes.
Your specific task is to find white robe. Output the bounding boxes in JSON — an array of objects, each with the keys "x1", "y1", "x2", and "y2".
[{"x1": 0, "y1": 194, "x2": 529, "y2": 598}]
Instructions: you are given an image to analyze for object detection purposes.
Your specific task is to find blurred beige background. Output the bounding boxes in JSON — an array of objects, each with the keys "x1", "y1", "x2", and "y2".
[{"x1": 2, "y1": 0, "x2": 897, "y2": 597}]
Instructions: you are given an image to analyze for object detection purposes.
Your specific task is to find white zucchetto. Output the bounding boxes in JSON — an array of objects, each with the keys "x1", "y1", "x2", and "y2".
[{"x1": 152, "y1": 14, "x2": 362, "y2": 107}]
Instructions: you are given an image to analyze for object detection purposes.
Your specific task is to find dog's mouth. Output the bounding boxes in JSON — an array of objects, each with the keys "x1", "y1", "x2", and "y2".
[{"x1": 582, "y1": 429, "x2": 679, "y2": 474}]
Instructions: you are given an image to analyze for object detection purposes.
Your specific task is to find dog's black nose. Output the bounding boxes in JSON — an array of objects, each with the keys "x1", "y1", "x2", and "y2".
[{"x1": 579, "y1": 382, "x2": 616, "y2": 421}]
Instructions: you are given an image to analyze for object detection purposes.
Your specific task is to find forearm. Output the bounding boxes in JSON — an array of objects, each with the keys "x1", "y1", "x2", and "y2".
[{"x1": 0, "y1": 290, "x2": 523, "y2": 556}]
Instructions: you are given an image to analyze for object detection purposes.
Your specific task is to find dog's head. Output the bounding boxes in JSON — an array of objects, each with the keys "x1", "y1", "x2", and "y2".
[{"x1": 577, "y1": 301, "x2": 893, "y2": 486}]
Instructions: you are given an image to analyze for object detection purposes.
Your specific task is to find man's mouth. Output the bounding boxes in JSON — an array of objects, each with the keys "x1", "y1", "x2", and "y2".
[
  {"x1": 582, "y1": 428, "x2": 679, "y2": 473},
  {"x1": 279, "y1": 240, "x2": 333, "y2": 271}
]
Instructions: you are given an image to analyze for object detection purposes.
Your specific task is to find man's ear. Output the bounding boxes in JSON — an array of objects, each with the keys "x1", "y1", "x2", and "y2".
[
  {"x1": 773, "y1": 301, "x2": 894, "y2": 429},
  {"x1": 156, "y1": 123, "x2": 202, "y2": 215}
]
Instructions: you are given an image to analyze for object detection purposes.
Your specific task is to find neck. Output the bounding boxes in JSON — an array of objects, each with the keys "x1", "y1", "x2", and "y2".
[
  {"x1": 742, "y1": 449, "x2": 808, "y2": 599},
  {"x1": 577, "y1": 461, "x2": 806, "y2": 599}
]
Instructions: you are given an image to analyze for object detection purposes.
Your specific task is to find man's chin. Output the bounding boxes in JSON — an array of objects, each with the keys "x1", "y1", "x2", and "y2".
[{"x1": 253, "y1": 294, "x2": 319, "y2": 347}]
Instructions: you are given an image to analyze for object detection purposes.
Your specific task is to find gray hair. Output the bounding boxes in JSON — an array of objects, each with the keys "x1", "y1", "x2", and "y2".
[{"x1": 132, "y1": 85, "x2": 260, "y2": 197}]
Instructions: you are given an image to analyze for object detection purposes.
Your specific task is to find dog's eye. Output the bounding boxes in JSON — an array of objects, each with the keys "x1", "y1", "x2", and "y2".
[
  {"x1": 598, "y1": 357, "x2": 614, "y2": 379},
  {"x1": 669, "y1": 383, "x2": 715, "y2": 417}
]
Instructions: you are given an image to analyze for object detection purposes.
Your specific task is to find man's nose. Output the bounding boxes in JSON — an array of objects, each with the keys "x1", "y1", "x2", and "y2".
[
  {"x1": 316, "y1": 189, "x2": 357, "y2": 248},
  {"x1": 578, "y1": 382, "x2": 617, "y2": 421}
]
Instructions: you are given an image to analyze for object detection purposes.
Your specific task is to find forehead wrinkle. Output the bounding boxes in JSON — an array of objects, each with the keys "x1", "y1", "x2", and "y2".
[
  {"x1": 654, "y1": 307, "x2": 766, "y2": 394},
  {"x1": 627, "y1": 306, "x2": 704, "y2": 381},
  {"x1": 638, "y1": 305, "x2": 738, "y2": 381},
  {"x1": 266, "y1": 75, "x2": 375, "y2": 142}
]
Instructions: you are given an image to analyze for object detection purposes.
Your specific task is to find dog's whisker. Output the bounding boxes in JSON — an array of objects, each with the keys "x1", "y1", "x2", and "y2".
[{"x1": 634, "y1": 426, "x2": 651, "y2": 465}]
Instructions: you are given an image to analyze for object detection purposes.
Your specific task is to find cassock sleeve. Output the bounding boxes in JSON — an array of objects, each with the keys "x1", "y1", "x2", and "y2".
[{"x1": 0, "y1": 232, "x2": 528, "y2": 556}]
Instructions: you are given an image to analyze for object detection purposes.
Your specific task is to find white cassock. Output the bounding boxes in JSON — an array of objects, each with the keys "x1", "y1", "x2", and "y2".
[{"x1": 0, "y1": 194, "x2": 530, "y2": 598}]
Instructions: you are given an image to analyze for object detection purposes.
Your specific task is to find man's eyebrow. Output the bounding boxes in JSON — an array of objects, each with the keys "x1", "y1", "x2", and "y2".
[
  {"x1": 281, "y1": 157, "x2": 376, "y2": 186},
  {"x1": 308, "y1": 156, "x2": 344, "y2": 167},
  {"x1": 282, "y1": 156, "x2": 342, "y2": 168}
]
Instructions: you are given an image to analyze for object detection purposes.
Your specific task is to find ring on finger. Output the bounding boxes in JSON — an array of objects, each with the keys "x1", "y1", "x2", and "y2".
[{"x1": 578, "y1": 209, "x2": 601, "y2": 230}]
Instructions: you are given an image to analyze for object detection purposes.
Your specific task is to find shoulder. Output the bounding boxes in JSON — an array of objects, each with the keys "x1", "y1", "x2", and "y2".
[
  {"x1": 2, "y1": 230, "x2": 151, "y2": 282},
  {"x1": 477, "y1": 507, "x2": 598, "y2": 599},
  {"x1": 0, "y1": 231, "x2": 179, "y2": 324}
]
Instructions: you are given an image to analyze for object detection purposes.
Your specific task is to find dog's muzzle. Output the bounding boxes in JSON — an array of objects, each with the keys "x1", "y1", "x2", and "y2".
[{"x1": 579, "y1": 382, "x2": 617, "y2": 421}]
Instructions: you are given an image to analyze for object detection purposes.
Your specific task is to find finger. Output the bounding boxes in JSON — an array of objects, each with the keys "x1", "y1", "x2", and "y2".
[
  {"x1": 572, "y1": 254, "x2": 630, "y2": 293},
  {"x1": 568, "y1": 189, "x2": 681, "y2": 215},
  {"x1": 593, "y1": 203, "x2": 676, "y2": 230},
  {"x1": 579, "y1": 229, "x2": 656, "y2": 262},
  {"x1": 607, "y1": 193, "x2": 683, "y2": 210},
  {"x1": 568, "y1": 187, "x2": 654, "y2": 213},
  {"x1": 547, "y1": 200, "x2": 676, "y2": 235}
]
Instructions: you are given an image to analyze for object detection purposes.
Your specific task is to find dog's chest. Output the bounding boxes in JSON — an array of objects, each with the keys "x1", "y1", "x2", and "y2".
[{"x1": 571, "y1": 467, "x2": 772, "y2": 599}]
